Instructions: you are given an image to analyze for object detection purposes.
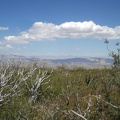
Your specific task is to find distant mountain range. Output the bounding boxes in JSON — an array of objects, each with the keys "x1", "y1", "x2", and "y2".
[
  {"x1": 0, "y1": 54, "x2": 113, "y2": 68},
  {"x1": 0, "y1": 54, "x2": 41, "y2": 62},
  {"x1": 49, "y1": 57, "x2": 113, "y2": 64}
]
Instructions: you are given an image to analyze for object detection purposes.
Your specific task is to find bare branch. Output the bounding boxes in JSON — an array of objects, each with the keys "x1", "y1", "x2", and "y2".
[{"x1": 71, "y1": 110, "x2": 87, "y2": 120}]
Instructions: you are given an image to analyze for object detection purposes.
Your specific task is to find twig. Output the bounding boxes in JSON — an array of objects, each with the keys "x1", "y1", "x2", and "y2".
[{"x1": 70, "y1": 110, "x2": 87, "y2": 120}]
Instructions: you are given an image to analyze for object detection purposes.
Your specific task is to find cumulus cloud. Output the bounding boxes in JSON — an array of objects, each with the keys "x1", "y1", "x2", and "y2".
[
  {"x1": 4, "y1": 35, "x2": 29, "y2": 44},
  {"x1": 0, "y1": 44, "x2": 13, "y2": 49},
  {"x1": 5, "y1": 44, "x2": 13, "y2": 49},
  {"x1": 4, "y1": 21, "x2": 120, "y2": 44},
  {"x1": 0, "y1": 27, "x2": 9, "y2": 30}
]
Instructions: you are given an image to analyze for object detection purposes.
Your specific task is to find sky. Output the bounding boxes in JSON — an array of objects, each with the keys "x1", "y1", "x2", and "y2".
[{"x1": 0, "y1": 0, "x2": 120, "y2": 58}]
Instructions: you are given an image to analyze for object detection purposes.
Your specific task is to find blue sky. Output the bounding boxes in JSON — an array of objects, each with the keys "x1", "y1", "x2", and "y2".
[{"x1": 0, "y1": 0, "x2": 120, "y2": 58}]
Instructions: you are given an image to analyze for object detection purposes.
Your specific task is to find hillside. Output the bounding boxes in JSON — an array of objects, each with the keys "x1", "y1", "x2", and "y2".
[{"x1": 0, "y1": 54, "x2": 113, "y2": 69}]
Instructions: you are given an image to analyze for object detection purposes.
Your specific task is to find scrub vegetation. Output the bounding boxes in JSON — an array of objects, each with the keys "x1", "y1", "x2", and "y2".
[{"x1": 0, "y1": 40, "x2": 120, "y2": 120}]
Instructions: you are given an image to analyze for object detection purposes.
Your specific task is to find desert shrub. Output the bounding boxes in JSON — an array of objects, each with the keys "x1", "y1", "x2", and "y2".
[{"x1": 0, "y1": 53, "x2": 120, "y2": 119}]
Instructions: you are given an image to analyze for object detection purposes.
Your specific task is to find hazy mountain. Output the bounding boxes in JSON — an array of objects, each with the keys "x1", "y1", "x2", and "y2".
[
  {"x1": 48, "y1": 57, "x2": 113, "y2": 64},
  {"x1": 0, "y1": 54, "x2": 113, "y2": 69}
]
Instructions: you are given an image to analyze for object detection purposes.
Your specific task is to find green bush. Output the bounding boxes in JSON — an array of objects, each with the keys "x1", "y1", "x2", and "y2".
[{"x1": 0, "y1": 59, "x2": 120, "y2": 119}]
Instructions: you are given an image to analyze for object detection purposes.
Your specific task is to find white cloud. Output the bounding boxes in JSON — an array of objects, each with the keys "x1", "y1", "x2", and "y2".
[
  {"x1": 4, "y1": 35, "x2": 29, "y2": 44},
  {"x1": 0, "y1": 27, "x2": 9, "y2": 30},
  {"x1": 5, "y1": 44, "x2": 13, "y2": 49},
  {"x1": 0, "y1": 44, "x2": 13, "y2": 50},
  {"x1": 4, "y1": 21, "x2": 120, "y2": 44}
]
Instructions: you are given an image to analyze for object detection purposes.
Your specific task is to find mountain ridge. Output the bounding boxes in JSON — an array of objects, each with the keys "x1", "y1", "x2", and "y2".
[{"x1": 0, "y1": 54, "x2": 113, "y2": 62}]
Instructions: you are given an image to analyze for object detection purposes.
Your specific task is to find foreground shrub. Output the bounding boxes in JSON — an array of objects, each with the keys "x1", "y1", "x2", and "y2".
[{"x1": 0, "y1": 59, "x2": 120, "y2": 119}]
